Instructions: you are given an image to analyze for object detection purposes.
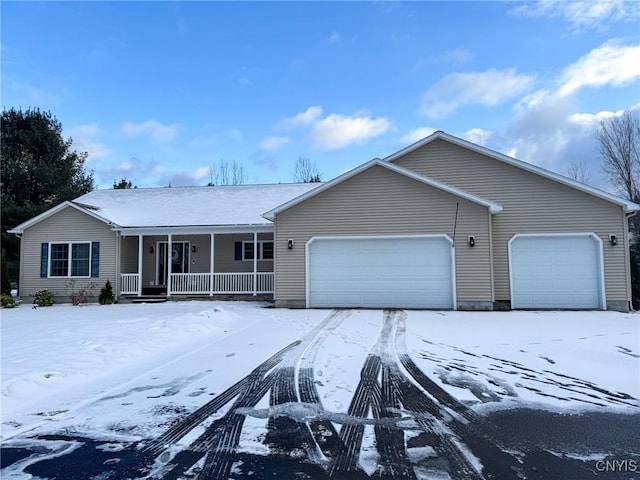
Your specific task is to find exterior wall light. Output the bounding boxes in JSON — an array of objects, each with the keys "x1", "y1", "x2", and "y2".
[
  {"x1": 192, "y1": 245, "x2": 197, "y2": 253},
  {"x1": 149, "y1": 245, "x2": 155, "y2": 253},
  {"x1": 287, "y1": 239, "x2": 294, "y2": 249},
  {"x1": 609, "y1": 234, "x2": 617, "y2": 246},
  {"x1": 468, "y1": 235, "x2": 475, "y2": 247}
]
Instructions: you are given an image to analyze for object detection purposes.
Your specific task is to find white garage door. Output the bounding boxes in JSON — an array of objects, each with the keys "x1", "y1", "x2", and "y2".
[
  {"x1": 307, "y1": 235, "x2": 454, "y2": 309},
  {"x1": 509, "y1": 234, "x2": 604, "y2": 309}
]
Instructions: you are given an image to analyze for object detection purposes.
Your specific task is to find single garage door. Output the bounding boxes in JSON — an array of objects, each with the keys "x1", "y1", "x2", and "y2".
[
  {"x1": 509, "y1": 234, "x2": 604, "y2": 309},
  {"x1": 307, "y1": 235, "x2": 454, "y2": 309}
]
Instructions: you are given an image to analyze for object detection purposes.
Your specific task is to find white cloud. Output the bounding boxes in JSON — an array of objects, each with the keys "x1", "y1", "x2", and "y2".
[
  {"x1": 193, "y1": 167, "x2": 210, "y2": 180},
  {"x1": 329, "y1": 32, "x2": 341, "y2": 43},
  {"x1": 420, "y1": 68, "x2": 536, "y2": 118},
  {"x1": 278, "y1": 106, "x2": 324, "y2": 129},
  {"x1": 258, "y1": 136, "x2": 291, "y2": 150},
  {"x1": 569, "y1": 108, "x2": 626, "y2": 128},
  {"x1": 461, "y1": 128, "x2": 493, "y2": 146},
  {"x1": 277, "y1": 106, "x2": 390, "y2": 150},
  {"x1": 557, "y1": 40, "x2": 640, "y2": 96},
  {"x1": 500, "y1": 40, "x2": 640, "y2": 183},
  {"x1": 96, "y1": 156, "x2": 210, "y2": 188},
  {"x1": 239, "y1": 75, "x2": 252, "y2": 86},
  {"x1": 399, "y1": 127, "x2": 437, "y2": 145},
  {"x1": 121, "y1": 120, "x2": 178, "y2": 142},
  {"x1": 309, "y1": 112, "x2": 390, "y2": 150},
  {"x1": 498, "y1": 90, "x2": 608, "y2": 187},
  {"x1": 510, "y1": 0, "x2": 640, "y2": 33},
  {"x1": 66, "y1": 123, "x2": 111, "y2": 162}
]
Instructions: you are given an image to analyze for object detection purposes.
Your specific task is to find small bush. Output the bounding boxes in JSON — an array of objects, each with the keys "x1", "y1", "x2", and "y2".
[
  {"x1": 67, "y1": 280, "x2": 97, "y2": 306},
  {"x1": 1, "y1": 294, "x2": 17, "y2": 308},
  {"x1": 99, "y1": 280, "x2": 114, "y2": 305},
  {"x1": 34, "y1": 289, "x2": 54, "y2": 307}
]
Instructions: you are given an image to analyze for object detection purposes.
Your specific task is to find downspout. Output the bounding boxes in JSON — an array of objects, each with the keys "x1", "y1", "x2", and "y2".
[
  {"x1": 15, "y1": 233, "x2": 23, "y2": 299},
  {"x1": 488, "y1": 211, "x2": 495, "y2": 308},
  {"x1": 624, "y1": 209, "x2": 638, "y2": 311}
]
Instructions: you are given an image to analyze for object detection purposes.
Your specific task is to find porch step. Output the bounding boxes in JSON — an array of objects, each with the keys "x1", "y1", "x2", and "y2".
[{"x1": 128, "y1": 296, "x2": 168, "y2": 304}]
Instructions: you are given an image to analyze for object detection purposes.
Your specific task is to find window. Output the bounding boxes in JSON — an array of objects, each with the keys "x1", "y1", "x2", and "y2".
[
  {"x1": 262, "y1": 241, "x2": 274, "y2": 260},
  {"x1": 49, "y1": 242, "x2": 91, "y2": 277},
  {"x1": 242, "y1": 241, "x2": 274, "y2": 261},
  {"x1": 50, "y1": 244, "x2": 69, "y2": 277}
]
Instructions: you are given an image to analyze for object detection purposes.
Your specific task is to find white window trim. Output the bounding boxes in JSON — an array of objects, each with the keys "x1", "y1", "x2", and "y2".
[
  {"x1": 242, "y1": 240, "x2": 274, "y2": 261},
  {"x1": 48, "y1": 241, "x2": 92, "y2": 278}
]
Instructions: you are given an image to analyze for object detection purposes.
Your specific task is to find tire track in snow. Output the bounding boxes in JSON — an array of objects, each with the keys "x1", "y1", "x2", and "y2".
[
  {"x1": 149, "y1": 309, "x2": 351, "y2": 479},
  {"x1": 392, "y1": 310, "x2": 530, "y2": 479},
  {"x1": 297, "y1": 310, "x2": 352, "y2": 460}
]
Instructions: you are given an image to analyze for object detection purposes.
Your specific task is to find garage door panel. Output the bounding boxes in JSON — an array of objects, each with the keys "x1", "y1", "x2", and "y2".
[
  {"x1": 308, "y1": 236, "x2": 454, "y2": 308},
  {"x1": 510, "y1": 234, "x2": 603, "y2": 309}
]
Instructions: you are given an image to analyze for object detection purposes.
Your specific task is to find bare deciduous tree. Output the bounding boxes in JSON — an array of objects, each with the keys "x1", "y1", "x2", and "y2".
[
  {"x1": 566, "y1": 159, "x2": 590, "y2": 184},
  {"x1": 598, "y1": 110, "x2": 640, "y2": 202},
  {"x1": 208, "y1": 160, "x2": 246, "y2": 186},
  {"x1": 294, "y1": 156, "x2": 322, "y2": 183}
]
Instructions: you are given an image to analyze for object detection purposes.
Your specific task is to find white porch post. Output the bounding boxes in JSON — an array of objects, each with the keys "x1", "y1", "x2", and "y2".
[
  {"x1": 137, "y1": 235, "x2": 143, "y2": 297},
  {"x1": 167, "y1": 233, "x2": 172, "y2": 297},
  {"x1": 253, "y1": 231, "x2": 258, "y2": 296},
  {"x1": 209, "y1": 233, "x2": 215, "y2": 296}
]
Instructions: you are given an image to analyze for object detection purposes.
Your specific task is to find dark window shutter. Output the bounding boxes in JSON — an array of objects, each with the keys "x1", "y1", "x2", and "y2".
[
  {"x1": 40, "y1": 243, "x2": 49, "y2": 278},
  {"x1": 91, "y1": 242, "x2": 100, "y2": 277},
  {"x1": 234, "y1": 241, "x2": 242, "y2": 260}
]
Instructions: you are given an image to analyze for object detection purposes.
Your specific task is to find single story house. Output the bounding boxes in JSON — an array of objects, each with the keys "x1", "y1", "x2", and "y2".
[{"x1": 9, "y1": 131, "x2": 639, "y2": 311}]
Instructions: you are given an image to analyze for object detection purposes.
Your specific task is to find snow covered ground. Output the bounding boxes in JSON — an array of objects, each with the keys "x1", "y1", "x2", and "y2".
[{"x1": 1, "y1": 302, "x2": 638, "y2": 478}]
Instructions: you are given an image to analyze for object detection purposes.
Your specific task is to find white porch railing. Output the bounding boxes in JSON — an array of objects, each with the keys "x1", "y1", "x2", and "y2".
[
  {"x1": 121, "y1": 273, "x2": 140, "y2": 294},
  {"x1": 121, "y1": 272, "x2": 274, "y2": 295},
  {"x1": 171, "y1": 273, "x2": 211, "y2": 294},
  {"x1": 212, "y1": 273, "x2": 254, "y2": 294}
]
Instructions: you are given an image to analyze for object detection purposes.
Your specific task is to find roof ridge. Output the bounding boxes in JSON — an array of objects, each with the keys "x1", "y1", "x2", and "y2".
[{"x1": 86, "y1": 181, "x2": 323, "y2": 193}]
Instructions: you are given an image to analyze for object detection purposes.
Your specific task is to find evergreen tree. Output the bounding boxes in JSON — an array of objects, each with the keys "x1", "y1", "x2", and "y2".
[
  {"x1": 113, "y1": 178, "x2": 135, "y2": 189},
  {"x1": 1, "y1": 107, "x2": 94, "y2": 283}
]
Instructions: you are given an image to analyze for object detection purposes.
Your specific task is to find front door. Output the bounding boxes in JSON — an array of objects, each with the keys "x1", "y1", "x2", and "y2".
[{"x1": 157, "y1": 241, "x2": 190, "y2": 286}]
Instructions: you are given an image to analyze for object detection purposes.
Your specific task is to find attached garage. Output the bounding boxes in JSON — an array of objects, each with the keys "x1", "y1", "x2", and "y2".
[
  {"x1": 509, "y1": 234, "x2": 605, "y2": 310},
  {"x1": 306, "y1": 235, "x2": 455, "y2": 309}
]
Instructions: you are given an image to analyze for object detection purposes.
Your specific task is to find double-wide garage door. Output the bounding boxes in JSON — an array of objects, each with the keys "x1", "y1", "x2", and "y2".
[
  {"x1": 509, "y1": 234, "x2": 605, "y2": 309},
  {"x1": 307, "y1": 236, "x2": 454, "y2": 309}
]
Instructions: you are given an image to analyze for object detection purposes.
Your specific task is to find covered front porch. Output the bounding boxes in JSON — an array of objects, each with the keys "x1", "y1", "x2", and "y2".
[{"x1": 117, "y1": 228, "x2": 274, "y2": 298}]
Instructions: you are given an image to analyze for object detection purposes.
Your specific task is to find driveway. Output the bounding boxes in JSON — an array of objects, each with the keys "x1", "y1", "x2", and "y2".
[{"x1": 1, "y1": 306, "x2": 638, "y2": 479}]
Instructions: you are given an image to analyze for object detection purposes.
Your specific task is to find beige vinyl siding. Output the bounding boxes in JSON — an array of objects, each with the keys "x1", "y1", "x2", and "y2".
[
  {"x1": 20, "y1": 206, "x2": 117, "y2": 300},
  {"x1": 275, "y1": 165, "x2": 492, "y2": 305},
  {"x1": 214, "y1": 233, "x2": 274, "y2": 273},
  {"x1": 394, "y1": 139, "x2": 629, "y2": 304},
  {"x1": 120, "y1": 237, "x2": 139, "y2": 274}
]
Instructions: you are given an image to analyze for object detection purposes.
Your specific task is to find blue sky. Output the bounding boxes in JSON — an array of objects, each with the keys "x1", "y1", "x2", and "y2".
[{"x1": 2, "y1": 1, "x2": 639, "y2": 191}]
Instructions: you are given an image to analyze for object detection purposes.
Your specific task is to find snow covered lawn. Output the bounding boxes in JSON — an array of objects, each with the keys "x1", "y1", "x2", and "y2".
[{"x1": 2, "y1": 302, "x2": 637, "y2": 442}]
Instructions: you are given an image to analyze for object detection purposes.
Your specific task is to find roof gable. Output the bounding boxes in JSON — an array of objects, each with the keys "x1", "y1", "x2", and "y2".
[
  {"x1": 263, "y1": 159, "x2": 502, "y2": 220},
  {"x1": 8, "y1": 201, "x2": 113, "y2": 234},
  {"x1": 385, "y1": 131, "x2": 639, "y2": 213}
]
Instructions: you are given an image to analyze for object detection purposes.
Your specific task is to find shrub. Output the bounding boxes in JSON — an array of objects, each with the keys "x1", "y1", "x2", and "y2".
[
  {"x1": 34, "y1": 289, "x2": 54, "y2": 307},
  {"x1": 1, "y1": 294, "x2": 17, "y2": 308},
  {"x1": 99, "y1": 280, "x2": 114, "y2": 305},
  {"x1": 67, "y1": 280, "x2": 97, "y2": 306}
]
